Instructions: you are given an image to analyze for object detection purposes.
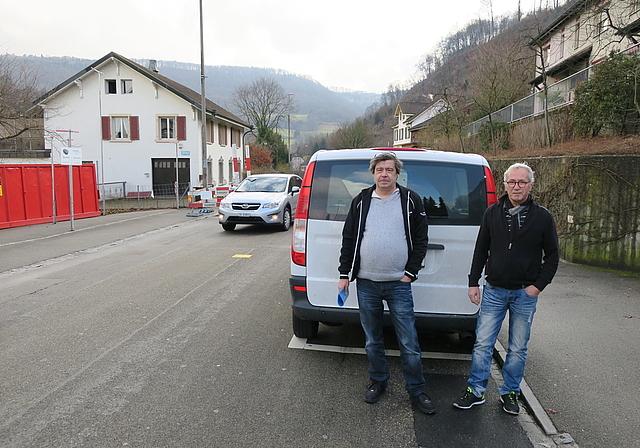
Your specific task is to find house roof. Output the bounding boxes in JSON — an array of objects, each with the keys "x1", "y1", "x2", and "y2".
[
  {"x1": 394, "y1": 101, "x2": 428, "y2": 118},
  {"x1": 530, "y1": 0, "x2": 592, "y2": 45},
  {"x1": 408, "y1": 99, "x2": 449, "y2": 131},
  {"x1": 33, "y1": 51, "x2": 250, "y2": 128}
]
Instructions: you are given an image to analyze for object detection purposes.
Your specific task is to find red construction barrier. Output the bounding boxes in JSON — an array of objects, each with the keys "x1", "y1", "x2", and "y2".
[{"x1": 0, "y1": 164, "x2": 100, "y2": 229}]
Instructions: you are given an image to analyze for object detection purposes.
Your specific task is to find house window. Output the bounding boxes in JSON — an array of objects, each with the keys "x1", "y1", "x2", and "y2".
[
  {"x1": 159, "y1": 117, "x2": 175, "y2": 140},
  {"x1": 113, "y1": 117, "x2": 130, "y2": 139},
  {"x1": 102, "y1": 116, "x2": 139, "y2": 141},
  {"x1": 219, "y1": 124, "x2": 228, "y2": 146},
  {"x1": 597, "y1": 11, "x2": 609, "y2": 35},
  {"x1": 230, "y1": 128, "x2": 240, "y2": 147},
  {"x1": 105, "y1": 79, "x2": 117, "y2": 94},
  {"x1": 574, "y1": 19, "x2": 580, "y2": 49},
  {"x1": 121, "y1": 79, "x2": 133, "y2": 94},
  {"x1": 158, "y1": 116, "x2": 186, "y2": 141}
]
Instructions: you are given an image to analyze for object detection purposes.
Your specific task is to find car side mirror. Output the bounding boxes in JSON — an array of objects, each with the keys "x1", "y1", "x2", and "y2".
[{"x1": 291, "y1": 186, "x2": 300, "y2": 195}]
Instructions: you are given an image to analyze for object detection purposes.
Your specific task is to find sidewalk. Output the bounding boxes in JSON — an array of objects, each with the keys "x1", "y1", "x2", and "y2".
[
  {"x1": 514, "y1": 261, "x2": 640, "y2": 448},
  {"x1": 0, "y1": 209, "x2": 211, "y2": 275}
]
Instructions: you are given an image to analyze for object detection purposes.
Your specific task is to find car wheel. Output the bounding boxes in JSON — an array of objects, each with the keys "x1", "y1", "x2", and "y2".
[
  {"x1": 292, "y1": 311, "x2": 319, "y2": 339},
  {"x1": 279, "y1": 207, "x2": 291, "y2": 231},
  {"x1": 221, "y1": 223, "x2": 236, "y2": 231}
]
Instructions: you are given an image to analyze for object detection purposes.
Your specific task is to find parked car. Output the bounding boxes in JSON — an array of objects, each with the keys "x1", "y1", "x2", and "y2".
[
  {"x1": 289, "y1": 148, "x2": 497, "y2": 338},
  {"x1": 218, "y1": 174, "x2": 302, "y2": 231}
]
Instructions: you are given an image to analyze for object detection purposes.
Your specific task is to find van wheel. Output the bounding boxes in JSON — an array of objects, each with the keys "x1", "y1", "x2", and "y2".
[
  {"x1": 279, "y1": 207, "x2": 291, "y2": 231},
  {"x1": 292, "y1": 312, "x2": 319, "y2": 339},
  {"x1": 222, "y1": 223, "x2": 236, "y2": 231}
]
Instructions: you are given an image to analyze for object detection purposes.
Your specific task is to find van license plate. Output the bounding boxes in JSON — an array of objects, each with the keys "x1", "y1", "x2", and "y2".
[{"x1": 240, "y1": 213, "x2": 251, "y2": 217}]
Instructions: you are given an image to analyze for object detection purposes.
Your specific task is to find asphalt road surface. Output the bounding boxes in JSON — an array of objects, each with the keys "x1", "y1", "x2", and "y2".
[{"x1": 1, "y1": 209, "x2": 638, "y2": 447}]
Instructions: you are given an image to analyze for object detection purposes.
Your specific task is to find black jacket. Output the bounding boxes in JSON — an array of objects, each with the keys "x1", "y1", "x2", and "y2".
[
  {"x1": 468, "y1": 194, "x2": 560, "y2": 291},
  {"x1": 338, "y1": 184, "x2": 429, "y2": 282}
]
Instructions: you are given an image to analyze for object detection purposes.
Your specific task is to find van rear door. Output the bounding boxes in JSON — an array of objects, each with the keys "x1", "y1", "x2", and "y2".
[{"x1": 304, "y1": 156, "x2": 489, "y2": 318}]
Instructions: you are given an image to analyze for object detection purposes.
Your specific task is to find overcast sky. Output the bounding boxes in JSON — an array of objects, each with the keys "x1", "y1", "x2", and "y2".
[{"x1": 2, "y1": 0, "x2": 538, "y2": 93}]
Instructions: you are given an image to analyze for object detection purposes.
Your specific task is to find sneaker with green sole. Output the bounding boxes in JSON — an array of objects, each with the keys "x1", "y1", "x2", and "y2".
[
  {"x1": 453, "y1": 387, "x2": 486, "y2": 409},
  {"x1": 500, "y1": 391, "x2": 520, "y2": 415}
]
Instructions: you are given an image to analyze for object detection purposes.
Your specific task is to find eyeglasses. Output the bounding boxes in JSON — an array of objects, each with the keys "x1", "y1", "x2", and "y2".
[{"x1": 504, "y1": 180, "x2": 531, "y2": 188}]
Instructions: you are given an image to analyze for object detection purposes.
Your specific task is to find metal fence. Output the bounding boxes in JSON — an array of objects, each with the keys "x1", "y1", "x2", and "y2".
[
  {"x1": 462, "y1": 67, "x2": 591, "y2": 136},
  {"x1": 462, "y1": 43, "x2": 640, "y2": 136},
  {"x1": 101, "y1": 182, "x2": 192, "y2": 210},
  {"x1": 101, "y1": 181, "x2": 126, "y2": 200}
]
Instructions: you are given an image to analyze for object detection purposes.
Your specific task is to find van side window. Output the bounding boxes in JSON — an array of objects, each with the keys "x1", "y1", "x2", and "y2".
[{"x1": 309, "y1": 160, "x2": 486, "y2": 225}]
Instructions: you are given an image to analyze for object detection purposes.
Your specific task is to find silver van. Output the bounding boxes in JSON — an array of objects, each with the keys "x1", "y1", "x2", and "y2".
[{"x1": 289, "y1": 148, "x2": 497, "y2": 338}]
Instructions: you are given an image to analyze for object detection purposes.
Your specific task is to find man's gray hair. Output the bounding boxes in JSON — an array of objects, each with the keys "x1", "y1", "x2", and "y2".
[
  {"x1": 504, "y1": 162, "x2": 535, "y2": 183},
  {"x1": 369, "y1": 152, "x2": 403, "y2": 174}
]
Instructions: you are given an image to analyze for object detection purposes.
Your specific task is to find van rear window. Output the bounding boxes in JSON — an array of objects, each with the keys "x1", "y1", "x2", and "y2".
[{"x1": 308, "y1": 160, "x2": 487, "y2": 225}]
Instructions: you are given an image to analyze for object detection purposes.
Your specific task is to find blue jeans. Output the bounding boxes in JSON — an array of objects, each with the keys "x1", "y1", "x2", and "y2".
[
  {"x1": 356, "y1": 278, "x2": 426, "y2": 396},
  {"x1": 468, "y1": 284, "x2": 538, "y2": 396}
]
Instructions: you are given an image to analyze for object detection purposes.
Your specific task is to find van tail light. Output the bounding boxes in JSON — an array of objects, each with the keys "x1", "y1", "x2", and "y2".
[
  {"x1": 484, "y1": 166, "x2": 498, "y2": 206},
  {"x1": 292, "y1": 161, "x2": 315, "y2": 266}
]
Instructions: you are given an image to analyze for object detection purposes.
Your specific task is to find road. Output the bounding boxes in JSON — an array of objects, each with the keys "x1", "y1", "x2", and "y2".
[{"x1": 0, "y1": 210, "x2": 638, "y2": 447}]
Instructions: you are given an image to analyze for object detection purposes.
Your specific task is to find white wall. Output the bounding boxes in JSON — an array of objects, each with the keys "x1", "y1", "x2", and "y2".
[{"x1": 40, "y1": 58, "x2": 244, "y2": 191}]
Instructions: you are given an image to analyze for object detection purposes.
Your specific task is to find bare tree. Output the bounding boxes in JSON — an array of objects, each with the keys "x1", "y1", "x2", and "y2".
[
  {"x1": 232, "y1": 77, "x2": 294, "y2": 141},
  {"x1": 468, "y1": 35, "x2": 533, "y2": 147},
  {"x1": 0, "y1": 53, "x2": 43, "y2": 154},
  {"x1": 329, "y1": 119, "x2": 373, "y2": 149},
  {"x1": 481, "y1": 0, "x2": 495, "y2": 37}
]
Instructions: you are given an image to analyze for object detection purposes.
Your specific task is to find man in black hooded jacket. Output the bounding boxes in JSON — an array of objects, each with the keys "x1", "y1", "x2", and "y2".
[{"x1": 454, "y1": 162, "x2": 559, "y2": 415}]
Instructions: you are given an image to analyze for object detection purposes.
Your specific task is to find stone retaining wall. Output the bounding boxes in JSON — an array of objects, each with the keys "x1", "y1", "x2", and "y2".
[{"x1": 489, "y1": 155, "x2": 639, "y2": 272}]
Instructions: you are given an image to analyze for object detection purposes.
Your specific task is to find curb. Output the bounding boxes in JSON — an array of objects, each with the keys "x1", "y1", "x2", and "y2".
[{"x1": 494, "y1": 340, "x2": 578, "y2": 447}]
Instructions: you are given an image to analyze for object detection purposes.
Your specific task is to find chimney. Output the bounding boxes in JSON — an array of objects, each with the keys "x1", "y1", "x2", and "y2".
[{"x1": 148, "y1": 60, "x2": 158, "y2": 72}]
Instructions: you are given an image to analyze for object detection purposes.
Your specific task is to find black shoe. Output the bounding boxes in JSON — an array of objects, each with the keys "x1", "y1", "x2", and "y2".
[
  {"x1": 453, "y1": 387, "x2": 486, "y2": 409},
  {"x1": 500, "y1": 392, "x2": 520, "y2": 415},
  {"x1": 364, "y1": 381, "x2": 386, "y2": 404},
  {"x1": 410, "y1": 393, "x2": 436, "y2": 415}
]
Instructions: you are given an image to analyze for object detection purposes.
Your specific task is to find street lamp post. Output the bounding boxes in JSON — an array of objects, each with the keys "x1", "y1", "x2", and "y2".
[
  {"x1": 90, "y1": 67, "x2": 106, "y2": 215},
  {"x1": 288, "y1": 93, "x2": 294, "y2": 163}
]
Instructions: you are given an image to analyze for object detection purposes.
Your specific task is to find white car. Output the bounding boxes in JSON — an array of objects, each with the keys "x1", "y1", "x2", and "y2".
[
  {"x1": 218, "y1": 174, "x2": 302, "y2": 231},
  {"x1": 290, "y1": 148, "x2": 497, "y2": 338}
]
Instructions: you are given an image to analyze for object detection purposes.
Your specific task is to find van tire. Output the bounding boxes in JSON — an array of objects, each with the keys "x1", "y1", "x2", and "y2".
[
  {"x1": 280, "y1": 207, "x2": 291, "y2": 231},
  {"x1": 292, "y1": 312, "x2": 319, "y2": 338},
  {"x1": 222, "y1": 223, "x2": 236, "y2": 231}
]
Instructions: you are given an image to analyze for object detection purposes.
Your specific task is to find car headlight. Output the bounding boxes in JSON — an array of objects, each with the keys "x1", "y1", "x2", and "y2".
[
  {"x1": 262, "y1": 201, "x2": 280, "y2": 209},
  {"x1": 219, "y1": 201, "x2": 231, "y2": 210}
]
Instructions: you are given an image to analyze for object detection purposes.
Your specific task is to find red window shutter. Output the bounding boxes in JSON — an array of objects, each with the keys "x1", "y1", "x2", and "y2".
[
  {"x1": 101, "y1": 116, "x2": 111, "y2": 140},
  {"x1": 177, "y1": 116, "x2": 187, "y2": 141},
  {"x1": 130, "y1": 116, "x2": 140, "y2": 140}
]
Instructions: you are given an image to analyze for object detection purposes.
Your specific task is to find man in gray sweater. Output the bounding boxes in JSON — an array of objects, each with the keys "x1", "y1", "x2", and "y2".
[{"x1": 337, "y1": 152, "x2": 435, "y2": 414}]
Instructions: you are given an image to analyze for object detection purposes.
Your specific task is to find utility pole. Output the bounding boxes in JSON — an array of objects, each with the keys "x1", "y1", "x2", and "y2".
[
  {"x1": 288, "y1": 93, "x2": 294, "y2": 163},
  {"x1": 199, "y1": 0, "x2": 208, "y2": 189},
  {"x1": 90, "y1": 67, "x2": 106, "y2": 215}
]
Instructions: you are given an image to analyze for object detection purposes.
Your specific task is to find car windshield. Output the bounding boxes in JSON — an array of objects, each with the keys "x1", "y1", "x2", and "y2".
[{"x1": 236, "y1": 177, "x2": 287, "y2": 193}]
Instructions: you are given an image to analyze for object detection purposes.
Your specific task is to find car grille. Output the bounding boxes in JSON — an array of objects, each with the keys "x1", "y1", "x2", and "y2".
[
  {"x1": 227, "y1": 216, "x2": 265, "y2": 223},
  {"x1": 231, "y1": 203, "x2": 261, "y2": 211}
]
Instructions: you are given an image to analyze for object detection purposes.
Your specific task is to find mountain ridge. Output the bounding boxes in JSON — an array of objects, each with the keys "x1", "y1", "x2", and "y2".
[{"x1": 14, "y1": 53, "x2": 380, "y2": 139}]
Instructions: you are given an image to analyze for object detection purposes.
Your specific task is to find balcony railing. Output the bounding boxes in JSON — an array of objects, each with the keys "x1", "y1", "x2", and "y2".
[{"x1": 462, "y1": 43, "x2": 639, "y2": 136}]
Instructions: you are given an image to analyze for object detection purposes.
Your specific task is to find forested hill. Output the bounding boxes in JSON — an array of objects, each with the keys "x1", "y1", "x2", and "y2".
[
  {"x1": 364, "y1": 2, "x2": 570, "y2": 145},
  {"x1": 13, "y1": 54, "x2": 379, "y2": 131}
]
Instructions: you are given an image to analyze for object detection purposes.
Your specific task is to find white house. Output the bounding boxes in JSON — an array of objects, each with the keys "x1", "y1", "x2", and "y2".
[
  {"x1": 392, "y1": 102, "x2": 427, "y2": 147},
  {"x1": 32, "y1": 52, "x2": 250, "y2": 196},
  {"x1": 531, "y1": 0, "x2": 640, "y2": 88},
  {"x1": 392, "y1": 100, "x2": 448, "y2": 147}
]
